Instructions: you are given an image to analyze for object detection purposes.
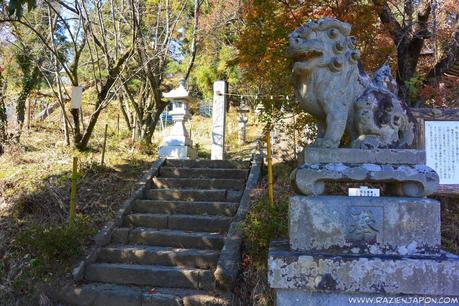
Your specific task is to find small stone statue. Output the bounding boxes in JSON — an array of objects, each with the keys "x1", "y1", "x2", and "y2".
[{"x1": 288, "y1": 18, "x2": 415, "y2": 149}]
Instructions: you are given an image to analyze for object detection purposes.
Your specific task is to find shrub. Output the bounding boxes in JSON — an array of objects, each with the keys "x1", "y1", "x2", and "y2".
[
  {"x1": 16, "y1": 215, "x2": 96, "y2": 266},
  {"x1": 243, "y1": 197, "x2": 288, "y2": 268}
]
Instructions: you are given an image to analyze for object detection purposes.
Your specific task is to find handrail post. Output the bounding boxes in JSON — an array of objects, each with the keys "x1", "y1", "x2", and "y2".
[
  {"x1": 266, "y1": 129, "x2": 274, "y2": 207},
  {"x1": 69, "y1": 156, "x2": 78, "y2": 226}
]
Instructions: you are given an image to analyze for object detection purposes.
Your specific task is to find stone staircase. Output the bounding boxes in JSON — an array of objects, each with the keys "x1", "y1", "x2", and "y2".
[{"x1": 59, "y1": 159, "x2": 251, "y2": 306}]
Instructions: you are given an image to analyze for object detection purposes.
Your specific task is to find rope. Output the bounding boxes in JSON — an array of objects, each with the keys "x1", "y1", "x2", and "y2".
[{"x1": 217, "y1": 92, "x2": 292, "y2": 100}]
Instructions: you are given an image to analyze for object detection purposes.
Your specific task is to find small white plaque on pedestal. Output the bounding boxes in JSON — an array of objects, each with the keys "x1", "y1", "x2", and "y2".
[{"x1": 348, "y1": 186, "x2": 380, "y2": 197}]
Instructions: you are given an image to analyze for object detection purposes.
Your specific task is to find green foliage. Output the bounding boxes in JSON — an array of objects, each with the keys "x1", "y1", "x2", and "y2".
[
  {"x1": 8, "y1": 0, "x2": 36, "y2": 18},
  {"x1": 405, "y1": 74, "x2": 425, "y2": 105},
  {"x1": 16, "y1": 215, "x2": 96, "y2": 266},
  {"x1": 243, "y1": 197, "x2": 288, "y2": 267},
  {"x1": 195, "y1": 143, "x2": 210, "y2": 158}
]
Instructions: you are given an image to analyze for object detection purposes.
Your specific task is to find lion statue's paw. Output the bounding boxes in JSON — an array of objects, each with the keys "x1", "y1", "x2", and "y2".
[{"x1": 311, "y1": 138, "x2": 339, "y2": 148}]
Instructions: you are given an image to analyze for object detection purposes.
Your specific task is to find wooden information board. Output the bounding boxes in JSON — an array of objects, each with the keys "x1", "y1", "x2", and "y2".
[{"x1": 410, "y1": 108, "x2": 459, "y2": 196}]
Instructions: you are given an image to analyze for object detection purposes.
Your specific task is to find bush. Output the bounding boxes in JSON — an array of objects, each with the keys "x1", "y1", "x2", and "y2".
[
  {"x1": 243, "y1": 197, "x2": 288, "y2": 268},
  {"x1": 16, "y1": 215, "x2": 96, "y2": 266}
]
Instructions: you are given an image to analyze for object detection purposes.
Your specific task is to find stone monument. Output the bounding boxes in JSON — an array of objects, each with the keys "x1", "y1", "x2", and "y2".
[
  {"x1": 159, "y1": 80, "x2": 197, "y2": 159},
  {"x1": 268, "y1": 18, "x2": 459, "y2": 305},
  {"x1": 211, "y1": 81, "x2": 227, "y2": 160}
]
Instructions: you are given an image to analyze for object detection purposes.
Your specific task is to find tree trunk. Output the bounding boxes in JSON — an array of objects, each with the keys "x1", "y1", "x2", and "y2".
[
  {"x1": 62, "y1": 108, "x2": 70, "y2": 145},
  {"x1": 75, "y1": 48, "x2": 133, "y2": 150},
  {"x1": 71, "y1": 108, "x2": 82, "y2": 145},
  {"x1": 118, "y1": 93, "x2": 132, "y2": 131},
  {"x1": 0, "y1": 71, "x2": 7, "y2": 154},
  {"x1": 140, "y1": 108, "x2": 163, "y2": 146},
  {"x1": 372, "y1": 0, "x2": 431, "y2": 105},
  {"x1": 16, "y1": 65, "x2": 40, "y2": 141},
  {"x1": 397, "y1": 41, "x2": 424, "y2": 102}
]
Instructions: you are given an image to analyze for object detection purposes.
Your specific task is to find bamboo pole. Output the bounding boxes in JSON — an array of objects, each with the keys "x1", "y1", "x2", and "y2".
[
  {"x1": 266, "y1": 129, "x2": 274, "y2": 207},
  {"x1": 69, "y1": 156, "x2": 78, "y2": 226},
  {"x1": 101, "y1": 123, "x2": 108, "y2": 166}
]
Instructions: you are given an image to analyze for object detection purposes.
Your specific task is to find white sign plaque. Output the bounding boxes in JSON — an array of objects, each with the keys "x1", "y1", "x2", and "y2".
[
  {"x1": 348, "y1": 186, "x2": 380, "y2": 197},
  {"x1": 425, "y1": 121, "x2": 459, "y2": 185},
  {"x1": 71, "y1": 86, "x2": 83, "y2": 109}
]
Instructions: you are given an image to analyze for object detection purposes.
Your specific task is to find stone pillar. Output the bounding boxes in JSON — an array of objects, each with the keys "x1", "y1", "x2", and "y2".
[
  {"x1": 159, "y1": 81, "x2": 196, "y2": 159},
  {"x1": 237, "y1": 105, "x2": 249, "y2": 145},
  {"x1": 211, "y1": 81, "x2": 227, "y2": 160},
  {"x1": 268, "y1": 148, "x2": 459, "y2": 305}
]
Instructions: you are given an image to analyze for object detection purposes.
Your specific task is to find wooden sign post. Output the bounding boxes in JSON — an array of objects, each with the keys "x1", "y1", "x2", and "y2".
[{"x1": 411, "y1": 108, "x2": 459, "y2": 196}]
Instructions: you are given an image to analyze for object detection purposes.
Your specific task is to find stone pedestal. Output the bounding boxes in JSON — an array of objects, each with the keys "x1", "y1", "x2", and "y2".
[
  {"x1": 159, "y1": 82, "x2": 196, "y2": 159},
  {"x1": 270, "y1": 243, "x2": 459, "y2": 305},
  {"x1": 268, "y1": 148, "x2": 459, "y2": 305}
]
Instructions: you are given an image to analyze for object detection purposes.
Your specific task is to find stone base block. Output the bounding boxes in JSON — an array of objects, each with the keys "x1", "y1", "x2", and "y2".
[
  {"x1": 159, "y1": 145, "x2": 197, "y2": 159},
  {"x1": 268, "y1": 241, "x2": 459, "y2": 298},
  {"x1": 275, "y1": 289, "x2": 459, "y2": 306},
  {"x1": 162, "y1": 135, "x2": 193, "y2": 146},
  {"x1": 290, "y1": 196, "x2": 440, "y2": 255}
]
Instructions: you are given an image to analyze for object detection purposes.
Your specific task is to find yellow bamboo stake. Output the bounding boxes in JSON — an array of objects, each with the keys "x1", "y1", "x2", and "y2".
[
  {"x1": 266, "y1": 129, "x2": 274, "y2": 208},
  {"x1": 101, "y1": 123, "x2": 108, "y2": 166},
  {"x1": 69, "y1": 156, "x2": 78, "y2": 226}
]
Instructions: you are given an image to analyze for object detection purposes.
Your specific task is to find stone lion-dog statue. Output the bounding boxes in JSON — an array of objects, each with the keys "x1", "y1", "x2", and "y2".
[{"x1": 288, "y1": 18, "x2": 415, "y2": 149}]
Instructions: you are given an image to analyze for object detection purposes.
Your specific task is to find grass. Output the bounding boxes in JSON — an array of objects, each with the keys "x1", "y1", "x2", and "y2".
[
  {"x1": 235, "y1": 161, "x2": 295, "y2": 306},
  {"x1": 0, "y1": 105, "x2": 156, "y2": 305}
]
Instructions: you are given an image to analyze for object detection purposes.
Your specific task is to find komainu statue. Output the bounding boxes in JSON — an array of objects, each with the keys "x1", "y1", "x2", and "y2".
[{"x1": 288, "y1": 18, "x2": 415, "y2": 149}]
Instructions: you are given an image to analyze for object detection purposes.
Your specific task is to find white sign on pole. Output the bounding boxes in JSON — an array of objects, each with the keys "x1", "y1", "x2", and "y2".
[
  {"x1": 71, "y1": 86, "x2": 83, "y2": 109},
  {"x1": 425, "y1": 121, "x2": 459, "y2": 185}
]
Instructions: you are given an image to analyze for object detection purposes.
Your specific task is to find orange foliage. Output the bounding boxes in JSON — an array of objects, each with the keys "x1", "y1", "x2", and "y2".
[
  {"x1": 237, "y1": 0, "x2": 393, "y2": 102},
  {"x1": 237, "y1": 0, "x2": 459, "y2": 109},
  {"x1": 419, "y1": 76, "x2": 459, "y2": 107}
]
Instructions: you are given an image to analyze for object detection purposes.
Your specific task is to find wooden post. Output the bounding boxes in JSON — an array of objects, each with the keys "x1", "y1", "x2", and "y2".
[
  {"x1": 293, "y1": 113, "x2": 297, "y2": 161},
  {"x1": 69, "y1": 156, "x2": 78, "y2": 226},
  {"x1": 27, "y1": 98, "x2": 31, "y2": 130},
  {"x1": 101, "y1": 124, "x2": 108, "y2": 166},
  {"x1": 117, "y1": 113, "x2": 120, "y2": 136},
  {"x1": 266, "y1": 129, "x2": 274, "y2": 208}
]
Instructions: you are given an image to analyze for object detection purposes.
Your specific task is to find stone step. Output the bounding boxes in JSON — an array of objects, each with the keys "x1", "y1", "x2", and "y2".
[
  {"x1": 145, "y1": 189, "x2": 242, "y2": 202},
  {"x1": 55, "y1": 283, "x2": 233, "y2": 306},
  {"x1": 98, "y1": 245, "x2": 219, "y2": 269},
  {"x1": 152, "y1": 177, "x2": 245, "y2": 191},
  {"x1": 85, "y1": 263, "x2": 214, "y2": 290},
  {"x1": 124, "y1": 214, "x2": 232, "y2": 233},
  {"x1": 164, "y1": 159, "x2": 250, "y2": 169},
  {"x1": 112, "y1": 228, "x2": 225, "y2": 250},
  {"x1": 132, "y1": 200, "x2": 239, "y2": 217},
  {"x1": 159, "y1": 167, "x2": 249, "y2": 179}
]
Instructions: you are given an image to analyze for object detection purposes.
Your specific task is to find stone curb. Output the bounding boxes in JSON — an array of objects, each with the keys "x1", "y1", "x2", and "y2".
[
  {"x1": 72, "y1": 158, "x2": 165, "y2": 281},
  {"x1": 214, "y1": 154, "x2": 263, "y2": 290}
]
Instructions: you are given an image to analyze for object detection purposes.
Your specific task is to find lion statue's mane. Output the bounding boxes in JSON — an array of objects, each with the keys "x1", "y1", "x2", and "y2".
[{"x1": 288, "y1": 18, "x2": 415, "y2": 149}]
